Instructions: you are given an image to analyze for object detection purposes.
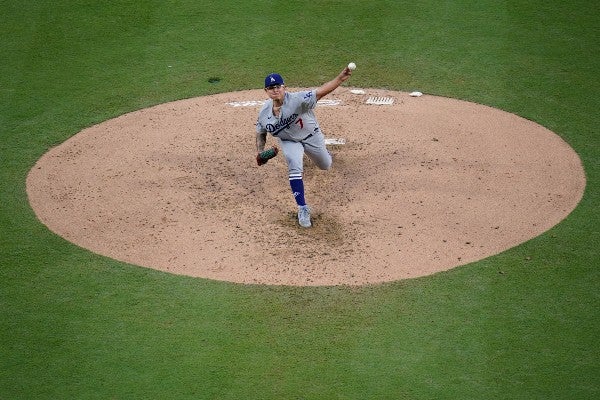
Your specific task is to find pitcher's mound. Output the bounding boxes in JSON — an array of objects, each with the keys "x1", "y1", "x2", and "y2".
[{"x1": 27, "y1": 88, "x2": 585, "y2": 286}]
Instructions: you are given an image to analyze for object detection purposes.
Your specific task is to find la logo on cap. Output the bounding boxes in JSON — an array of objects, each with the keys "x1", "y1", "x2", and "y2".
[{"x1": 270, "y1": 77, "x2": 276, "y2": 83}]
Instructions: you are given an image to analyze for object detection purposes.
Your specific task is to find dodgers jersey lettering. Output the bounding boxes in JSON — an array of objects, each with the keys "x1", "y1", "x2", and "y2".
[{"x1": 256, "y1": 90, "x2": 322, "y2": 142}]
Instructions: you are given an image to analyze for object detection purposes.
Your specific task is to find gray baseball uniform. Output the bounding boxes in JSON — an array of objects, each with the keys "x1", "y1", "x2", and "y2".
[{"x1": 256, "y1": 90, "x2": 332, "y2": 179}]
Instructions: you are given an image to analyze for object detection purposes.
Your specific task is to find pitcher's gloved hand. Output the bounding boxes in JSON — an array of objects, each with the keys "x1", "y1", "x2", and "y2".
[{"x1": 256, "y1": 146, "x2": 278, "y2": 166}]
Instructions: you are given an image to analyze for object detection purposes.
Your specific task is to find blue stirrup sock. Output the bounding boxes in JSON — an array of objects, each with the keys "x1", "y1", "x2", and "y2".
[{"x1": 289, "y1": 175, "x2": 306, "y2": 206}]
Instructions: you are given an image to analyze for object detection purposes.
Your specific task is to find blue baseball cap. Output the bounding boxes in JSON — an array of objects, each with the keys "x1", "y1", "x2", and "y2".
[{"x1": 264, "y1": 73, "x2": 284, "y2": 88}]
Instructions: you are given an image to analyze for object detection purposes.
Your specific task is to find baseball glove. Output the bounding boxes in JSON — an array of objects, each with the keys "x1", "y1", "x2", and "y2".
[{"x1": 256, "y1": 146, "x2": 278, "y2": 166}]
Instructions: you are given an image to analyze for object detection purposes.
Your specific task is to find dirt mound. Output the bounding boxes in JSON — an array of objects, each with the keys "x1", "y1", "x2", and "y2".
[{"x1": 27, "y1": 88, "x2": 586, "y2": 285}]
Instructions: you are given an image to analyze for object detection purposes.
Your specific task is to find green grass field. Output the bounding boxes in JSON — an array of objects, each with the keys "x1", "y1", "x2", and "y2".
[{"x1": 1, "y1": 1, "x2": 598, "y2": 398}]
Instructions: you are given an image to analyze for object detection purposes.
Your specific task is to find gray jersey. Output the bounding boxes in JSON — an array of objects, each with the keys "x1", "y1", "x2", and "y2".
[{"x1": 256, "y1": 90, "x2": 322, "y2": 142}]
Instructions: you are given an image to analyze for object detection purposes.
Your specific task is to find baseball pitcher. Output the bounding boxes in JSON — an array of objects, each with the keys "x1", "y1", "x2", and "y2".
[{"x1": 255, "y1": 66, "x2": 353, "y2": 227}]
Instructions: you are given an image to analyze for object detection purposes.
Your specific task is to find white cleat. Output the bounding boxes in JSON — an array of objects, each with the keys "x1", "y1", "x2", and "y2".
[{"x1": 298, "y1": 205, "x2": 312, "y2": 228}]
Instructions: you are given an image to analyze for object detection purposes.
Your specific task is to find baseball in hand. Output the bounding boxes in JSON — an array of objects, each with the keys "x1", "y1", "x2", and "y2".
[{"x1": 347, "y1": 62, "x2": 356, "y2": 70}]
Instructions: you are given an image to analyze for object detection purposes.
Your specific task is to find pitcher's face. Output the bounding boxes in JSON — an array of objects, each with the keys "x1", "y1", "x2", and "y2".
[{"x1": 265, "y1": 84, "x2": 285, "y2": 102}]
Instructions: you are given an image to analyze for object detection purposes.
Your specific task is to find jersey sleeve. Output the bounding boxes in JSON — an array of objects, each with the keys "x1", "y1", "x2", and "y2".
[
  {"x1": 255, "y1": 104, "x2": 269, "y2": 134},
  {"x1": 299, "y1": 89, "x2": 318, "y2": 111},
  {"x1": 256, "y1": 118, "x2": 266, "y2": 134}
]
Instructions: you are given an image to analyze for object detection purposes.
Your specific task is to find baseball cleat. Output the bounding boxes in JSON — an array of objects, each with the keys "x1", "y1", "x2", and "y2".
[{"x1": 298, "y1": 205, "x2": 312, "y2": 228}]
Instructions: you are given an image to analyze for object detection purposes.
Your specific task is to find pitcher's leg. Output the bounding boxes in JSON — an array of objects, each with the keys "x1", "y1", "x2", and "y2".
[
  {"x1": 303, "y1": 133, "x2": 332, "y2": 170},
  {"x1": 279, "y1": 140, "x2": 306, "y2": 206},
  {"x1": 279, "y1": 139, "x2": 312, "y2": 227}
]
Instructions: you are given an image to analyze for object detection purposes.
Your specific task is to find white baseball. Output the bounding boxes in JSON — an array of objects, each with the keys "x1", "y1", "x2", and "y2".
[{"x1": 348, "y1": 62, "x2": 356, "y2": 70}]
